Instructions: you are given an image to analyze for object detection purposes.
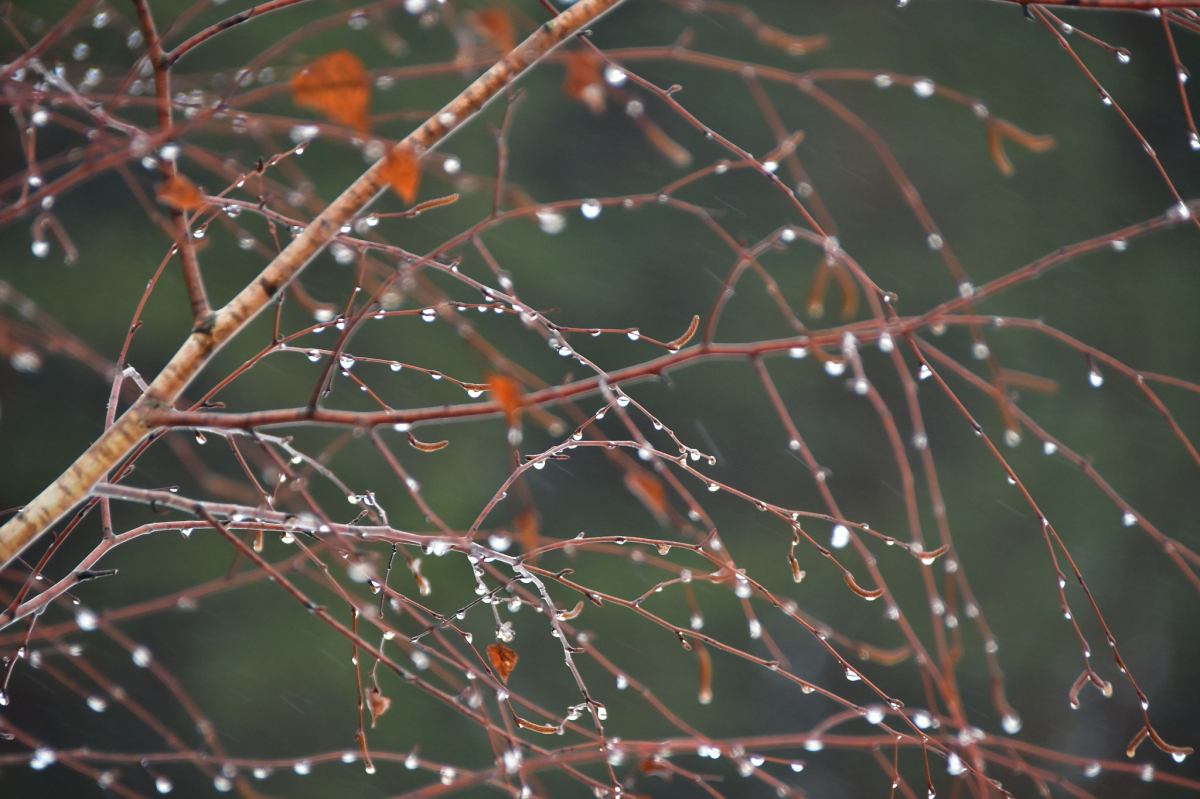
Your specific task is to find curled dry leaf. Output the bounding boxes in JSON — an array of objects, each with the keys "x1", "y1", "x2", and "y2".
[
  {"x1": 466, "y1": 9, "x2": 515, "y2": 53},
  {"x1": 556, "y1": 600, "x2": 584, "y2": 621},
  {"x1": 665, "y1": 315, "x2": 700, "y2": 351},
  {"x1": 367, "y1": 687, "x2": 391, "y2": 727},
  {"x1": 382, "y1": 147, "x2": 421, "y2": 205},
  {"x1": 407, "y1": 431, "x2": 448, "y2": 452},
  {"x1": 756, "y1": 27, "x2": 830, "y2": 56},
  {"x1": 290, "y1": 50, "x2": 371, "y2": 132},
  {"x1": 563, "y1": 50, "x2": 605, "y2": 115},
  {"x1": 487, "y1": 642, "x2": 519, "y2": 683},
  {"x1": 515, "y1": 717, "x2": 559, "y2": 734},
  {"x1": 155, "y1": 174, "x2": 204, "y2": 211},
  {"x1": 844, "y1": 572, "x2": 884, "y2": 601}
]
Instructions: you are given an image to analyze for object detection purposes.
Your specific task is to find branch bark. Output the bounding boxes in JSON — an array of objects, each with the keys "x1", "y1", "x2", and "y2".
[{"x1": 0, "y1": 0, "x2": 628, "y2": 570}]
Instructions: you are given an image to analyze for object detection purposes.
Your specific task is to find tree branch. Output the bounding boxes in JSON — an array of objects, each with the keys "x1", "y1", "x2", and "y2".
[{"x1": 0, "y1": 0, "x2": 629, "y2": 571}]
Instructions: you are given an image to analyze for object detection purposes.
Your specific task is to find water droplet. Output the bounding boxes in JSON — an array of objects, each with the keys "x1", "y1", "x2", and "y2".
[
  {"x1": 581, "y1": 200, "x2": 601, "y2": 219},
  {"x1": 913, "y1": 78, "x2": 935, "y2": 98},
  {"x1": 1088, "y1": 368, "x2": 1104, "y2": 388},
  {"x1": 918, "y1": 364, "x2": 932, "y2": 380},
  {"x1": 30, "y1": 747, "x2": 57, "y2": 770},
  {"x1": 76, "y1": 608, "x2": 99, "y2": 631},
  {"x1": 536, "y1": 209, "x2": 566, "y2": 235},
  {"x1": 132, "y1": 646, "x2": 152, "y2": 667},
  {"x1": 1042, "y1": 441, "x2": 1057, "y2": 456},
  {"x1": 86, "y1": 695, "x2": 107, "y2": 712},
  {"x1": 1001, "y1": 713, "x2": 1022, "y2": 734}
]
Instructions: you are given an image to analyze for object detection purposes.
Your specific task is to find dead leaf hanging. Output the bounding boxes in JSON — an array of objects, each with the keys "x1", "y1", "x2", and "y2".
[
  {"x1": 467, "y1": 10, "x2": 515, "y2": 54},
  {"x1": 485, "y1": 372, "x2": 525, "y2": 429},
  {"x1": 487, "y1": 643, "x2": 519, "y2": 683},
  {"x1": 367, "y1": 687, "x2": 391, "y2": 727},
  {"x1": 563, "y1": 51, "x2": 605, "y2": 115},
  {"x1": 155, "y1": 174, "x2": 204, "y2": 211},
  {"x1": 381, "y1": 148, "x2": 421, "y2": 205},
  {"x1": 290, "y1": 50, "x2": 371, "y2": 132}
]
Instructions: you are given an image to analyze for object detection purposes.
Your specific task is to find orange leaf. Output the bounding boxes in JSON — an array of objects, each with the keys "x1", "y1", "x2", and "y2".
[
  {"x1": 381, "y1": 148, "x2": 421, "y2": 205},
  {"x1": 563, "y1": 51, "x2": 605, "y2": 115},
  {"x1": 487, "y1": 643, "x2": 519, "y2": 683},
  {"x1": 156, "y1": 174, "x2": 204, "y2": 211},
  {"x1": 624, "y1": 468, "x2": 669, "y2": 524},
  {"x1": 467, "y1": 10, "x2": 515, "y2": 53},
  {"x1": 290, "y1": 50, "x2": 371, "y2": 132},
  {"x1": 516, "y1": 509, "x2": 539, "y2": 556},
  {"x1": 485, "y1": 372, "x2": 525, "y2": 428},
  {"x1": 367, "y1": 687, "x2": 391, "y2": 727}
]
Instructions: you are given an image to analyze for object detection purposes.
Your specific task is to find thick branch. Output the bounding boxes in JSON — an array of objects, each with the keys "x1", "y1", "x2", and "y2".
[{"x1": 0, "y1": 0, "x2": 628, "y2": 571}]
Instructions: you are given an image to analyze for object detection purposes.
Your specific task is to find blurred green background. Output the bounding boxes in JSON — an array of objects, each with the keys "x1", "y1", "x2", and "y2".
[{"x1": 1, "y1": 0, "x2": 1199, "y2": 796}]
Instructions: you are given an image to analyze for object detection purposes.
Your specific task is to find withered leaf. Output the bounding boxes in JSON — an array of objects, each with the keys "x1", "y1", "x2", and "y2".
[
  {"x1": 367, "y1": 687, "x2": 391, "y2": 727},
  {"x1": 487, "y1": 643, "x2": 519, "y2": 683},
  {"x1": 467, "y1": 9, "x2": 515, "y2": 53},
  {"x1": 156, "y1": 174, "x2": 204, "y2": 211},
  {"x1": 624, "y1": 468, "x2": 669, "y2": 524},
  {"x1": 381, "y1": 147, "x2": 421, "y2": 205},
  {"x1": 563, "y1": 51, "x2": 605, "y2": 115},
  {"x1": 485, "y1": 372, "x2": 524, "y2": 427},
  {"x1": 290, "y1": 50, "x2": 371, "y2": 132}
]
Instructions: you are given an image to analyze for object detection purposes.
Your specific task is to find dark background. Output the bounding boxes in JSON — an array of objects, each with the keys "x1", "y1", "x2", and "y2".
[{"x1": 1, "y1": 0, "x2": 1198, "y2": 796}]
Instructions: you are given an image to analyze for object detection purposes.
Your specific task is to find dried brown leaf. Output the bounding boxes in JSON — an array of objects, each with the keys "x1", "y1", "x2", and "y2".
[
  {"x1": 367, "y1": 687, "x2": 391, "y2": 727},
  {"x1": 467, "y1": 10, "x2": 515, "y2": 53},
  {"x1": 290, "y1": 50, "x2": 371, "y2": 132},
  {"x1": 563, "y1": 51, "x2": 605, "y2": 115},
  {"x1": 487, "y1": 643, "x2": 519, "y2": 683},
  {"x1": 156, "y1": 174, "x2": 204, "y2": 211},
  {"x1": 381, "y1": 148, "x2": 421, "y2": 205}
]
